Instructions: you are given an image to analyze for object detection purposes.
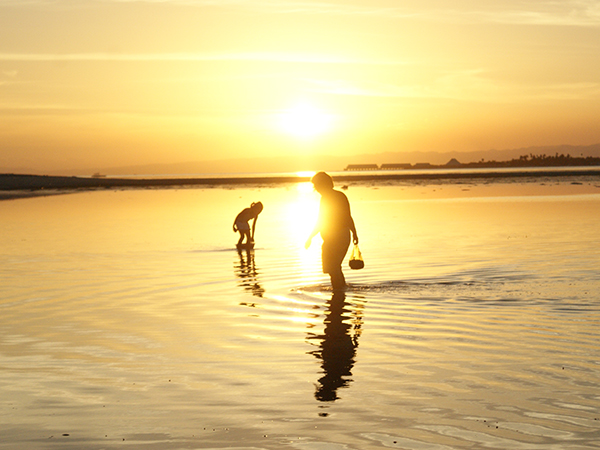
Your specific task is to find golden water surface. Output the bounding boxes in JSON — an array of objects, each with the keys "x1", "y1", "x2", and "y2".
[{"x1": 1, "y1": 179, "x2": 599, "y2": 449}]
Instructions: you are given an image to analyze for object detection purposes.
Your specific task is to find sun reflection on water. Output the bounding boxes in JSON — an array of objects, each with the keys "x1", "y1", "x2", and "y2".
[{"x1": 279, "y1": 182, "x2": 322, "y2": 285}]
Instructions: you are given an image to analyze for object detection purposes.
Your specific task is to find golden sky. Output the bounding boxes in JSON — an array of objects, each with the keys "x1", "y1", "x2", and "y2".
[{"x1": 1, "y1": 0, "x2": 600, "y2": 173}]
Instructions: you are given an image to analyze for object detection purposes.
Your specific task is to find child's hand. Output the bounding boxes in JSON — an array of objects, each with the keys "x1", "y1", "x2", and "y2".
[{"x1": 304, "y1": 237, "x2": 312, "y2": 249}]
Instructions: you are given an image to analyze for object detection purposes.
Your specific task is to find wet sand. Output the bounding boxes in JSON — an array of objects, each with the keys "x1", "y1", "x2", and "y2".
[{"x1": 0, "y1": 190, "x2": 70, "y2": 201}]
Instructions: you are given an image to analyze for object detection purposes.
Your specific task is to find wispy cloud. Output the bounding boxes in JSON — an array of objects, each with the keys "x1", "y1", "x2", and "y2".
[
  {"x1": 94, "y1": 0, "x2": 600, "y2": 27},
  {"x1": 4, "y1": 0, "x2": 598, "y2": 27},
  {"x1": 0, "y1": 0, "x2": 50, "y2": 4},
  {"x1": 0, "y1": 104, "x2": 84, "y2": 113},
  {"x1": 0, "y1": 51, "x2": 330, "y2": 62},
  {"x1": 305, "y1": 72, "x2": 600, "y2": 102},
  {"x1": 468, "y1": 1, "x2": 600, "y2": 27},
  {"x1": 0, "y1": 51, "x2": 410, "y2": 65},
  {"x1": 525, "y1": 81, "x2": 600, "y2": 100}
]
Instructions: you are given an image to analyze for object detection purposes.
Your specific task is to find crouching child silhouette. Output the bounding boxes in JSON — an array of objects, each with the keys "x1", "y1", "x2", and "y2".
[
  {"x1": 305, "y1": 172, "x2": 359, "y2": 291},
  {"x1": 233, "y1": 201, "x2": 263, "y2": 248}
]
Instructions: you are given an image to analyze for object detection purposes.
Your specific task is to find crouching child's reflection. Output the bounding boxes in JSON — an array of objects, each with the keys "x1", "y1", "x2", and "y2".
[
  {"x1": 234, "y1": 247, "x2": 264, "y2": 298},
  {"x1": 306, "y1": 292, "x2": 364, "y2": 402}
]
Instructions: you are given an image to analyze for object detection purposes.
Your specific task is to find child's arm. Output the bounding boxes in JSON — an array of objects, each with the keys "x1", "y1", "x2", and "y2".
[
  {"x1": 304, "y1": 223, "x2": 320, "y2": 249},
  {"x1": 250, "y1": 216, "x2": 257, "y2": 240},
  {"x1": 305, "y1": 200, "x2": 322, "y2": 249},
  {"x1": 349, "y1": 216, "x2": 358, "y2": 245}
]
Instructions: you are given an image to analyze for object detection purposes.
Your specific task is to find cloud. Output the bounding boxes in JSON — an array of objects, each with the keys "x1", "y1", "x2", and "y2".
[
  {"x1": 0, "y1": 51, "x2": 410, "y2": 65},
  {"x1": 0, "y1": 0, "x2": 49, "y2": 4},
  {"x1": 469, "y1": 1, "x2": 600, "y2": 27},
  {"x1": 525, "y1": 82, "x2": 600, "y2": 100},
  {"x1": 0, "y1": 105, "x2": 83, "y2": 113},
  {"x1": 0, "y1": 52, "x2": 305, "y2": 62},
  {"x1": 4, "y1": 0, "x2": 599, "y2": 27},
  {"x1": 91, "y1": 0, "x2": 600, "y2": 26},
  {"x1": 305, "y1": 72, "x2": 600, "y2": 103}
]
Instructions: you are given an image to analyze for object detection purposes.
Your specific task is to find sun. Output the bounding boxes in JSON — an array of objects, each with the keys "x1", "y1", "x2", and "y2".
[{"x1": 278, "y1": 102, "x2": 333, "y2": 139}]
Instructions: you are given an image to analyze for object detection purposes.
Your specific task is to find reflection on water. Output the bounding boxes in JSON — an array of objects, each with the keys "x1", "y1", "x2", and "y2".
[
  {"x1": 234, "y1": 247, "x2": 264, "y2": 298},
  {"x1": 307, "y1": 292, "x2": 365, "y2": 402},
  {"x1": 1, "y1": 183, "x2": 600, "y2": 450}
]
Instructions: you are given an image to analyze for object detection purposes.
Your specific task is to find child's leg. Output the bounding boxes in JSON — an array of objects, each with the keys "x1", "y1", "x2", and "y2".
[
  {"x1": 237, "y1": 231, "x2": 245, "y2": 245},
  {"x1": 242, "y1": 230, "x2": 251, "y2": 244},
  {"x1": 329, "y1": 267, "x2": 346, "y2": 291}
]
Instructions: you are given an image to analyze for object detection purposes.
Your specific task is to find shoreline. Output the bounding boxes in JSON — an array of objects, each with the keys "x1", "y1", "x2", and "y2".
[
  {"x1": 2, "y1": 168, "x2": 600, "y2": 187},
  {"x1": 2, "y1": 168, "x2": 600, "y2": 200},
  {"x1": 0, "y1": 190, "x2": 72, "y2": 201}
]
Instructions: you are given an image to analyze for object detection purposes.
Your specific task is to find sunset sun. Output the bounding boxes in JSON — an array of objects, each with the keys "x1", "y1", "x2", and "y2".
[{"x1": 278, "y1": 103, "x2": 333, "y2": 139}]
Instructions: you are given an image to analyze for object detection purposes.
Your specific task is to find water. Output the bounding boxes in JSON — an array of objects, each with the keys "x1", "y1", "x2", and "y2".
[{"x1": 1, "y1": 178, "x2": 599, "y2": 449}]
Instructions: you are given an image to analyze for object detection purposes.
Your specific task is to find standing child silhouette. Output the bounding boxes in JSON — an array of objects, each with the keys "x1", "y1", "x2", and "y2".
[{"x1": 305, "y1": 172, "x2": 359, "y2": 290}]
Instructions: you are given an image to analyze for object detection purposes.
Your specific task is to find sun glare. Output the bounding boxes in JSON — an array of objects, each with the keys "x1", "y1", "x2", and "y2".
[
  {"x1": 296, "y1": 171, "x2": 316, "y2": 179},
  {"x1": 282, "y1": 186, "x2": 321, "y2": 284},
  {"x1": 278, "y1": 103, "x2": 333, "y2": 139}
]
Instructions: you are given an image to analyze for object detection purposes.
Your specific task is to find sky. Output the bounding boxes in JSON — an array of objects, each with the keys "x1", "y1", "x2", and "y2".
[{"x1": 1, "y1": 0, "x2": 600, "y2": 173}]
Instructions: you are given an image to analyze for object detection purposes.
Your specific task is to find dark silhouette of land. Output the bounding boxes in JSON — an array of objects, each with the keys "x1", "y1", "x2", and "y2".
[
  {"x1": 464, "y1": 153, "x2": 600, "y2": 168},
  {"x1": 344, "y1": 153, "x2": 600, "y2": 171}
]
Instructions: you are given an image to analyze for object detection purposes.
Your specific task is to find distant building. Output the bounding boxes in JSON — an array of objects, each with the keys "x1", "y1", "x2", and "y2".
[
  {"x1": 413, "y1": 163, "x2": 433, "y2": 169},
  {"x1": 344, "y1": 164, "x2": 379, "y2": 171},
  {"x1": 445, "y1": 158, "x2": 462, "y2": 167},
  {"x1": 380, "y1": 163, "x2": 412, "y2": 170}
]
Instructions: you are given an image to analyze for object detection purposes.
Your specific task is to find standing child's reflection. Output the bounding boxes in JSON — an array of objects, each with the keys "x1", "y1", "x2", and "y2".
[
  {"x1": 307, "y1": 292, "x2": 363, "y2": 402},
  {"x1": 234, "y1": 247, "x2": 264, "y2": 298}
]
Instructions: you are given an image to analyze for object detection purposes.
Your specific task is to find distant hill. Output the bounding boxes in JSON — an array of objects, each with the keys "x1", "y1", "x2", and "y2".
[{"x1": 350, "y1": 143, "x2": 600, "y2": 167}]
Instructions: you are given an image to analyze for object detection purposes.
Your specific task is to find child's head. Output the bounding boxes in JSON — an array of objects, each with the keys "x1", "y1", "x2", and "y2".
[
  {"x1": 250, "y1": 201, "x2": 263, "y2": 215},
  {"x1": 311, "y1": 172, "x2": 334, "y2": 192}
]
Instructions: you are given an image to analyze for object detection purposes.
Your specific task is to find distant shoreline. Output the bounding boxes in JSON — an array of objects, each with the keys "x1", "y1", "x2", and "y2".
[
  {"x1": 3, "y1": 168, "x2": 600, "y2": 189},
  {"x1": 2, "y1": 168, "x2": 600, "y2": 199}
]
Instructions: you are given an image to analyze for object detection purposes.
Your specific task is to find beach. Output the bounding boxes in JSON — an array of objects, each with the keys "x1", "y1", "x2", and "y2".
[
  {"x1": 2, "y1": 166, "x2": 600, "y2": 192},
  {"x1": 1, "y1": 175, "x2": 599, "y2": 449}
]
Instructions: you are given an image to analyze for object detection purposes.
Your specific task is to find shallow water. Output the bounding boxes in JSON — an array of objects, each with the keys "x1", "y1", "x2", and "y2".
[{"x1": 1, "y1": 179, "x2": 600, "y2": 449}]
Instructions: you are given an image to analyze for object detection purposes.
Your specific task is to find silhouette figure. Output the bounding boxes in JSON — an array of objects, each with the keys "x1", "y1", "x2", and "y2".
[
  {"x1": 305, "y1": 172, "x2": 358, "y2": 290},
  {"x1": 234, "y1": 247, "x2": 264, "y2": 298},
  {"x1": 307, "y1": 292, "x2": 363, "y2": 402},
  {"x1": 233, "y1": 201, "x2": 263, "y2": 248}
]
